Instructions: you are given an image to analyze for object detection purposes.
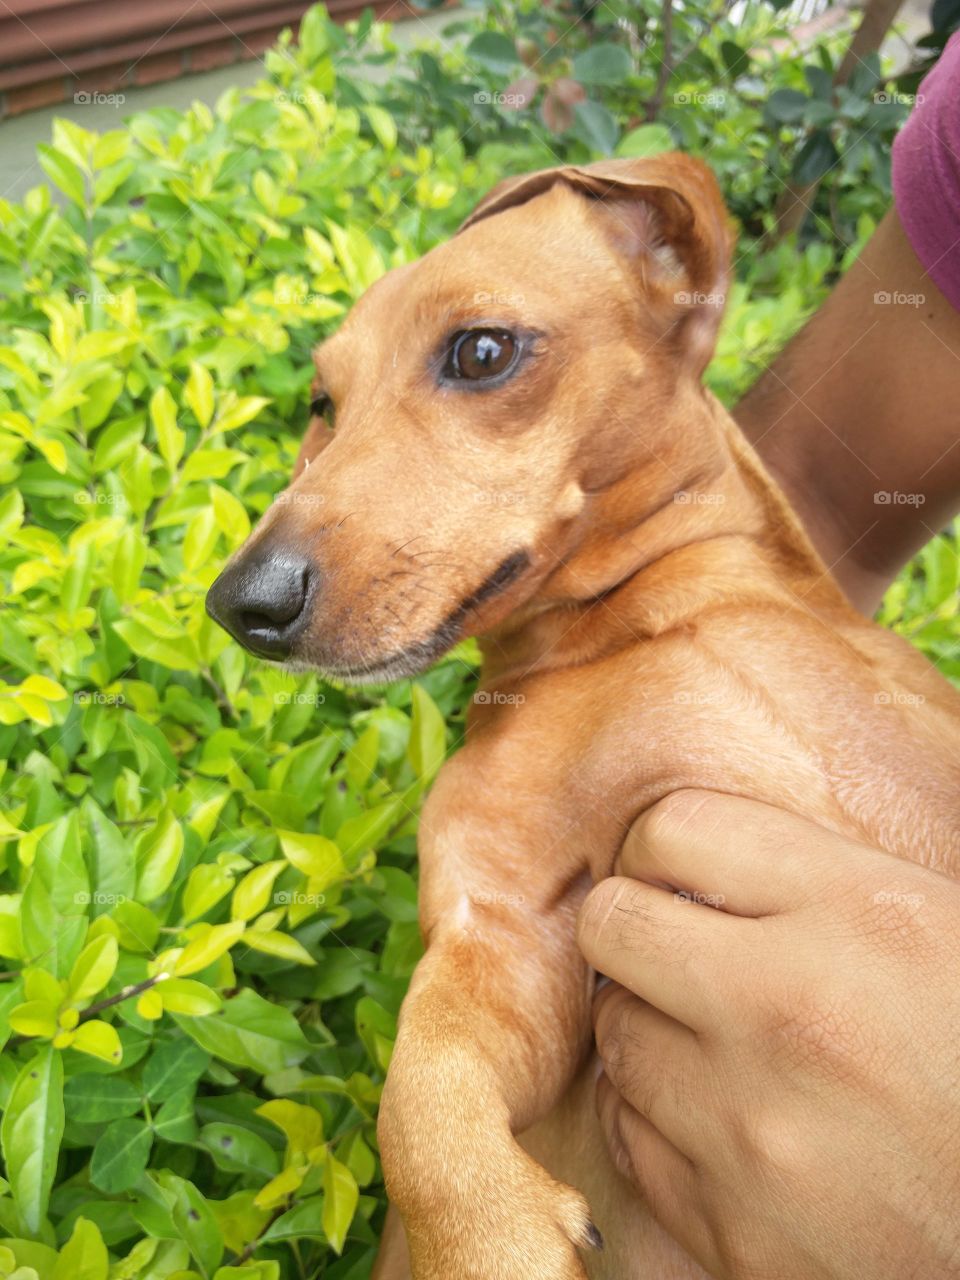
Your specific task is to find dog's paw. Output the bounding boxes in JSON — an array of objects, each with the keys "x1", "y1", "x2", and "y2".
[{"x1": 404, "y1": 1146, "x2": 600, "y2": 1280}]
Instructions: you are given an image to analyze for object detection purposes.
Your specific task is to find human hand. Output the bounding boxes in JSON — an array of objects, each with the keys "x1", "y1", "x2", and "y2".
[{"x1": 577, "y1": 790, "x2": 960, "y2": 1280}]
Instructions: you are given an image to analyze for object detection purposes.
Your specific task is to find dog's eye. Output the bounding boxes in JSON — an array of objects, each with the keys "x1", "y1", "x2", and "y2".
[
  {"x1": 448, "y1": 330, "x2": 518, "y2": 381},
  {"x1": 310, "y1": 393, "x2": 334, "y2": 426}
]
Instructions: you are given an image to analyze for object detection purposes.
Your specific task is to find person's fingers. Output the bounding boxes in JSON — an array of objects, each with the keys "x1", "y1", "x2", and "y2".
[
  {"x1": 619, "y1": 789, "x2": 873, "y2": 917},
  {"x1": 595, "y1": 1074, "x2": 714, "y2": 1264},
  {"x1": 593, "y1": 984, "x2": 705, "y2": 1153},
  {"x1": 577, "y1": 875, "x2": 749, "y2": 1030}
]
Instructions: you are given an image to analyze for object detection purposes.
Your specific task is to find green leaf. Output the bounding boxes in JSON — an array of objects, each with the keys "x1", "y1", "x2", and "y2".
[
  {"x1": 136, "y1": 809, "x2": 184, "y2": 903},
  {"x1": 792, "y1": 129, "x2": 839, "y2": 184},
  {"x1": 143, "y1": 1039, "x2": 210, "y2": 1102},
  {"x1": 174, "y1": 989, "x2": 310, "y2": 1073},
  {"x1": 230, "y1": 861, "x2": 285, "y2": 922},
  {"x1": 720, "y1": 39, "x2": 750, "y2": 77},
  {"x1": 37, "y1": 144, "x2": 86, "y2": 207},
  {"x1": 408, "y1": 684, "x2": 446, "y2": 780},
  {"x1": 157, "y1": 979, "x2": 222, "y2": 1017},
  {"x1": 277, "y1": 831, "x2": 344, "y2": 886},
  {"x1": 21, "y1": 813, "x2": 88, "y2": 978},
  {"x1": 466, "y1": 31, "x2": 519, "y2": 73},
  {"x1": 261, "y1": 1195, "x2": 326, "y2": 1243},
  {"x1": 616, "y1": 123, "x2": 674, "y2": 158},
  {"x1": 185, "y1": 364, "x2": 215, "y2": 430},
  {"x1": 173, "y1": 921, "x2": 245, "y2": 977},
  {"x1": 572, "y1": 42, "x2": 632, "y2": 86},
  {"x1": 182, "y1": 864, "x2": 235, "y2": 924},
  {"x1": 153, "y1": 1172, "x2": 224, "y2": 1278},
  {"x1": 150, "y1": 386, "x2": 185, "y2": 470},
  {"x1": 152, "y1": 1088, "x2": 197, "y2": 1143},
  {"x1": 70, "y1": 1019, "x2": 123, "y2": 1064},
  {"x1": 53, "y1": 1217, "x2": 108, "y2": 1280},
  {"x1": 1, "y1": 1045, "x2": 65, "y2": 1233},
  {"x1": 66, "y1": 935, "x2": 118, "y2": 1004},
  {"x1": 322, "y1": 1156, "x2": 358, "y2": 1253},
  {"x1": 572, "y1": 100, "x2": 619, "y2": 155},
  {"x1": 90, "y1": 1118, "x2": 153, "y2": 1193},
  {"x1": 64, "y1": 1073, "x2": 143, "y2": 1123},
  {"x1": 364, "y1": 105, "x2": 397, "y2": 152},
  {"x1": 198, "y1": 1124, "x2": 280, "y2": 1178},
  {"x1": 766, "y1": 88, "x2": 809, "y2": 124}
]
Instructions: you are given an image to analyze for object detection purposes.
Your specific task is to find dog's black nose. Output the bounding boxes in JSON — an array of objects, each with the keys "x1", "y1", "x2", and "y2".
[{"x1": 206, "y1": 545, "x2": 313, "y2": 659}]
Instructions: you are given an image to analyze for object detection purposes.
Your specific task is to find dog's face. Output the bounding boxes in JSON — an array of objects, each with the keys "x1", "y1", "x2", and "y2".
[{"x1": 206, "y1": 156, "x2": 731, "y2": 680}]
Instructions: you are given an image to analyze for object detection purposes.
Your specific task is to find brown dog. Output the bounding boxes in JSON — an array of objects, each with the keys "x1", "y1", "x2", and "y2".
[{"x1": 206, "y1": 156, "x2": 960, "y2": 1280}]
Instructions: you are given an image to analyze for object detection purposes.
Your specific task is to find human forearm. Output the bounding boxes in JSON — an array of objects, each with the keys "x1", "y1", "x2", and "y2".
[{"x1": 736, "y1": 208, "x2": 960, "y2": 613}]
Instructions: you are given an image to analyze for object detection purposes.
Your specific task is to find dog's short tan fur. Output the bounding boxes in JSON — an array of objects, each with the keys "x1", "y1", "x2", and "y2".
[{"x1": 214, "y1": 157, "x2": 960, "y2": 1279}]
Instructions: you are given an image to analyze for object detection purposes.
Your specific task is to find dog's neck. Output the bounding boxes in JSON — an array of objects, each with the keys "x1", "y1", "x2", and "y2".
[{"x1": 479, "y1": 393, "x2": 847, "y2": 681}]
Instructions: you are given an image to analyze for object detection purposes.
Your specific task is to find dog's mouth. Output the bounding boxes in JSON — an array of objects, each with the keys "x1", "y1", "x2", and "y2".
[{"x1": 312, "y1": 547, "x2": 532, "y2": 684}]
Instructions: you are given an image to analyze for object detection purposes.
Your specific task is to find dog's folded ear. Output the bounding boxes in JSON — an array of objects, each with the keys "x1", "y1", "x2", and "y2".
[{"x1": 459, "y1": 155, "x2": 734, "y2": 373}]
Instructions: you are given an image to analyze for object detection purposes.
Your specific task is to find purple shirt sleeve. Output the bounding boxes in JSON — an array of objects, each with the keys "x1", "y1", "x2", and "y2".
[{"x1": 892, "y1": 32, "x2": 960, "y2": 311}]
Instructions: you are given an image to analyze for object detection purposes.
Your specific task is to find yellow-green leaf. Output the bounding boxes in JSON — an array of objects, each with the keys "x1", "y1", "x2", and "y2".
[
  {"x1": 185, "y1": 362, "x2": 215, "y2": 429},
  {"x1": 150, "y1": 385, "x2": 185, "y2": 469},
  {"x1": 136, "y1": 808, "x2": 184, "y2": 902},
  {"x1": 230, "y1": 862, "x2": 285, "y2": 922},
  {"x1": 53, "y1": 1216, "x2": 108, "y2": 1280},
  {"x1": 322, "y1": 1155, "x2": 358, "y2": 1253},
  {"x1": 256, "y1": 1099, "x2": 324, "y2": 1159},
  {"x1": 182, "y1": 864, "x2": 234, "y2": 924},
  {"x1": 9, "y1": 1001, "x2": 58, "y2": 1039},
  {"x1": 173, "y1": 921, "x2": 245, "y2": 977},
  {"x1": 277, "y1": 831, "x2": 344, "y2": 888},
  {"x1": 66, "y1": 935, "x2": 118, "y2": 1003},
  {"x1": 156, "y1": 978, "x2": 221, "y2": 1016},
  {"x1": 252, "y1": 1165, "x2": 303, "y2": 1211},
  {"x1": 70, "y1": 1020, "x2": 122, "y2": 1064},
  {"x1": 241, "y1": 931, "x2": 315, "y2": 966},
  {"x1": 409, "y1": 684, "x2": 446, "y2": 780}
]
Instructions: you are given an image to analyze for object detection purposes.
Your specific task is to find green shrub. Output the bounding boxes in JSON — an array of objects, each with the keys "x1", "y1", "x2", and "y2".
[{"x1": 0, "y1": 4, "x2": 956, "y2": 1279}]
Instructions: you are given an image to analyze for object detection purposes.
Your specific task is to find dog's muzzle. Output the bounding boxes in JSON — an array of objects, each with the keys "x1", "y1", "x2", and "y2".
[{"x1": 206, "y1": 541, "x2": 314, "y2": 660}]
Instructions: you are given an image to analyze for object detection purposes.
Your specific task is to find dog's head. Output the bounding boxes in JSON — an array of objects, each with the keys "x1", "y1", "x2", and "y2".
[{"x1": 206, "y1": 155, "x2": 733, "y2": 680}]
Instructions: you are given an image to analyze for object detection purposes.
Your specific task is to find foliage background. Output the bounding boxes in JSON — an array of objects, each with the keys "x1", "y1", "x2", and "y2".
[{"x1": 0, "y1": 2, "x2": 957, "y2": 1277}]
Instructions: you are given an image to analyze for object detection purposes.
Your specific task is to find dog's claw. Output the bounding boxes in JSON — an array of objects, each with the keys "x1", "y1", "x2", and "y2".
[{"x1": 584, "y1": 1222, "x2": 604, "y2": 1251}]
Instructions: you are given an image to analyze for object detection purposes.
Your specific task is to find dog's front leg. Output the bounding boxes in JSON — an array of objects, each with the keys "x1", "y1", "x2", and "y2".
[
  {"x1": 376, "y1": 769, "x2": 598, "y2": 1280},
  {"x1": 378, "y1": 920, "x2": 597, "y2": 1280}
]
